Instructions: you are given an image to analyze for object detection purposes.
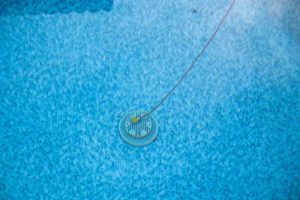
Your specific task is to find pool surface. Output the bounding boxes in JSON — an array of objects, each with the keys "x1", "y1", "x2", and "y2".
[{"x1": 0, "y1": 0, "x2": 299, "y2": 199}]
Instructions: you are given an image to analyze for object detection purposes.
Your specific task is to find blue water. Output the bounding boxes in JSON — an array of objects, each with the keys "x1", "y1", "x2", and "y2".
[
  {"x1": 0, "y1": 0, "x2": 113, "y2": 16},
  {"x1": 0, "y1": 0, "x2": 299, "y2": 199}
]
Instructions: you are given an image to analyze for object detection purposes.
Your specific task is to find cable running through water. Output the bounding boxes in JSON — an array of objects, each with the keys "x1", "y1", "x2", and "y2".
[{"x1": 138, "y1": 0, "x2": 236, "y2": 122}]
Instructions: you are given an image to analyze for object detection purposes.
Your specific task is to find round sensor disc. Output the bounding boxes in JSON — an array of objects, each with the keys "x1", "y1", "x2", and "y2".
[{"x1": 119, "y1": 110, "x2": 158, "y2": 146}]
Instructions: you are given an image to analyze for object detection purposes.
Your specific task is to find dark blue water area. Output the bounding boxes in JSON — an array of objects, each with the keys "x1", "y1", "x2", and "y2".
[{"x1": 0, "y1": 0, "x2": 113, "y2": 16}]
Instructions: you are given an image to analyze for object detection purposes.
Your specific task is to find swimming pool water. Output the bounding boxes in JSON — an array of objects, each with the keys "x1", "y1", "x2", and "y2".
[
  {"x1": 0, "y1": 0, "x2": 299, "y2": 199},
  {"x1": 0, "y1": 0, "x2": 113, "y2": 16}
]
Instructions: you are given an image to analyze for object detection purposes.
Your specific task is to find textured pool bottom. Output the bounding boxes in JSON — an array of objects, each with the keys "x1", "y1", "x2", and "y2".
[
  {"x1": 0, "y1": 0, "x2": 299, "y2": 199},
  {"x1": 119, "y1": 110, "x2": 158, "y2": 146}
]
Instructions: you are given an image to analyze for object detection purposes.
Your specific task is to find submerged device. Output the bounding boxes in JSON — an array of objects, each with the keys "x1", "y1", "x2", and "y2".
[
  {"x1": 119, "y1": 0, "x2": 235, "y2": 146},
  {"x1": 119, "y1": 110, "x2": 158, "y2": 146}
]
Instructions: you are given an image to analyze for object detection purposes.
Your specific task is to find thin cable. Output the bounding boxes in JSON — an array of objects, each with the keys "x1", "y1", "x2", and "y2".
[{"x1": 139, "y1": 0, "x2": 235, "y2": 121}]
